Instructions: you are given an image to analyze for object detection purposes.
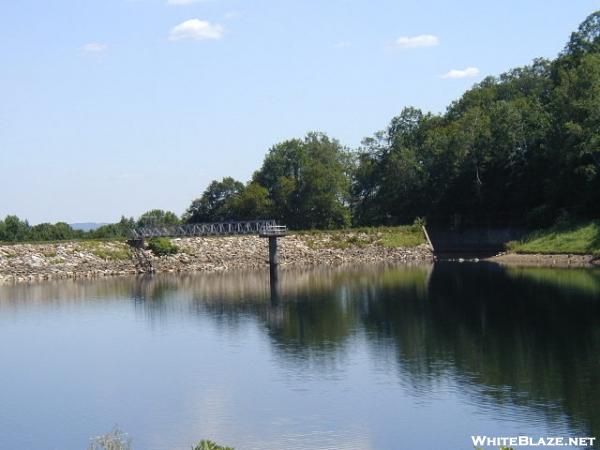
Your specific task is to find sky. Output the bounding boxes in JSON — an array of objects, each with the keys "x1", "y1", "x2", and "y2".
[{"x1": 0, "y1": 0, "x2": 597, "y2": 224}]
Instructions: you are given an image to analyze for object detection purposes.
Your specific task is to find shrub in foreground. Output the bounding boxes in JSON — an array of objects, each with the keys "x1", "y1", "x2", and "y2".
[
  {"x1": 87, "y1": 429, "x2": 234, "y2": 450},
  {"x1": 192, "y1": 440, "x2": 235, "y2": 450},
  {"x1": 88, "y1": 428, "x2": 132, "y2": 450},
  {"x1": 147, "y1": 237, "x2": 179, "y2": 256}
]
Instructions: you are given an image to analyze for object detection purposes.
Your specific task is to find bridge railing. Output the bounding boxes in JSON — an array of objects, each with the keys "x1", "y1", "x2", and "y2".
[{"x1": 129, "y1": 219, "x2": 279, "y2": 240}]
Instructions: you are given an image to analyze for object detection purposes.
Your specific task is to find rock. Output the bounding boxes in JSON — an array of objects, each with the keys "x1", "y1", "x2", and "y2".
[{"x1": 0, "y1": 235, "x2": 434, "y2": 285}]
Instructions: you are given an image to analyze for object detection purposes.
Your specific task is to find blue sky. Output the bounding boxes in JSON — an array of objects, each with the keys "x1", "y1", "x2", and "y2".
[{"x1": 0, "y1": 0, "x2": 597, "y2": 224}]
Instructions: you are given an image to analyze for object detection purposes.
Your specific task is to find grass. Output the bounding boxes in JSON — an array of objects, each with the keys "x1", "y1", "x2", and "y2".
[
  {"x1": 507, "y1": 220, "x2": 600, "y2": 255},
  {"x1": 296, "y1": 225, "x2": 426, "y2": 249},
  {"x1": 80, "y1": 241, "x2": 133, "y2": 261},
  {"x1": 0, "y1": 237, "x2": 126, "y2": 247},
  {"x1": 379, "y1": 225, "x2": 427, "y2": 248}
]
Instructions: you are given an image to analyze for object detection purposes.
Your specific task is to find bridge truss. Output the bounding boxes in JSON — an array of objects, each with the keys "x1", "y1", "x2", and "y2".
[{"x1": 129, "y1": 219, "x2": 282, "y2": 240}]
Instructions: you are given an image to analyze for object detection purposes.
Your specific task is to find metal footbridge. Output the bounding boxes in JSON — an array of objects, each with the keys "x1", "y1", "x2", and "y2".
[
  {"x1": 128, "y1": 219, "x2": 287, "y2": 276},
  {"x1": 129, "y1": 219, "x2": 287, "y2": 240}
]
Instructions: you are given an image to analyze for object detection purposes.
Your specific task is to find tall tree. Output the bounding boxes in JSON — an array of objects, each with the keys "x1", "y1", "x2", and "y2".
[
  {"x1": 228, "y1": 182, "x2": 273, "y2": 220},
  {"x1": 253, "y1": 132, "x2": 352, "y2": 229},
  {"x1": 0, "y1": 215, "x2": 30, "y2": 242},
  {"x1": 185, "y1": 177, "x2": 245, "y2": 223}
]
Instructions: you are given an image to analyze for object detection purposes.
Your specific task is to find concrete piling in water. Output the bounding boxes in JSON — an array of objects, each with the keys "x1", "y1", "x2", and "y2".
[
  {"x1": 259, "y1": 225, "x2": 287, "y2": 289},
  {"x1": 268, "y1": 236, "x2": 279, "y2": 267},
  {"x1": 269, "y1": 236, "x2": 279, "y2": 286}
]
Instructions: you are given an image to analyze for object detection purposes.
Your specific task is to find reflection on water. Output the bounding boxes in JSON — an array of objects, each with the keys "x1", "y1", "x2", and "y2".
[{"x1": 0, "y1": 263, "x2": 598, "y2": 450}]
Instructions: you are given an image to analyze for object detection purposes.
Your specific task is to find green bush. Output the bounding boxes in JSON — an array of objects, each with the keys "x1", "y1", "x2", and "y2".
[
  {"x1": 88, "y1": 427, "x2": 132, "y2": 450},
  {"x1": 192, "y1": 441, "x2": 234, "y2": 450},
  {"x1": 147, "y1": 237, "x2": 179, "y2": 256},
  {"x1": 87, "y1": 429, "x2": 233, "y2": 450}
]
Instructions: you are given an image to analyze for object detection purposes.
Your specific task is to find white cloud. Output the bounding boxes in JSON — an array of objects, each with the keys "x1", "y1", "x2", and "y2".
[
  {"x1": 169, "y1": 19, "x2": 224, "y2": 41},
  {"x1": 82, "y1": 42, "x2": 108, "y2": 53},
  {"x1": 395, "y1": 34, "x2": 439, "y2": 49},
  {"x1": 167, "y1": 0, "x2": 205, "y2": 5},
  {"x1": 441, "y1": 67, "x2": 480, "y2": 79}
]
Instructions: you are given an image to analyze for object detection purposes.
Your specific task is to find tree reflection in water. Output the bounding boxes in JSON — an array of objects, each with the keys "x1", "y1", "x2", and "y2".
[{"x1": 1, "y1": 263, "x2": 598, "y2": 447}]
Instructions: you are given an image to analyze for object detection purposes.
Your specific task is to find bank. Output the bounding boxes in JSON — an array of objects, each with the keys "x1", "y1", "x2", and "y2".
[
  {"x1": 491, "y1": 220, "x2": 600, "y2": 267},
  {"x1": 0, "y1": 227, "x2": 433, "y2": 284}
]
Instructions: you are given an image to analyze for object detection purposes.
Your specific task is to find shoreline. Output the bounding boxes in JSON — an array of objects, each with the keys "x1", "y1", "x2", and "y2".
[
  {"x1": 0, "y1": 234, "x2": 433, "y2": 284},
  {"x1": 486, "y1": 252, "x2": 599, "y2": 268},
  {"x1": 2, "y1": 235, "x2": 598, "y2": 285}
]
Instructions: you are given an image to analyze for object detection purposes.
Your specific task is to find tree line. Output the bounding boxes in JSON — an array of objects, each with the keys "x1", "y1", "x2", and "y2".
[
  {"x1": 0, "y1": 212, "x2": 175, "y2": 243},
  {"x1": 184, "y1": 11, "x2": 600, "y2": 229},
  {"x1": 2, "y1": 11, "x2": 600, "y2": 242}
]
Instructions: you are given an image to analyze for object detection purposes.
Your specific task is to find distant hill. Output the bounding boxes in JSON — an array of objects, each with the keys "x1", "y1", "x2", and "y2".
[{"x1": 69, "y1": 223, "x2": 108, "y2": 232}]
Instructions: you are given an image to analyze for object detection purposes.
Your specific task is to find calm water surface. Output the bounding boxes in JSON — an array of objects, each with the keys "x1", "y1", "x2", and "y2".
[{"x1": 0, "y1": 263, "x2": 598, "y2": 450}]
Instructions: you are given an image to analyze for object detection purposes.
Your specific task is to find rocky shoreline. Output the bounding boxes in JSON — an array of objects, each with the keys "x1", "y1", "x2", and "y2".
[{"x1": 0, "y1": 234, "x2": 434, "y2": 284}]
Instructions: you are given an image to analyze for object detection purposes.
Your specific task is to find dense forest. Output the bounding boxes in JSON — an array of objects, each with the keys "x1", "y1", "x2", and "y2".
[{"x1": 1, "y1": 11, "x2": 600, "y2": 241}]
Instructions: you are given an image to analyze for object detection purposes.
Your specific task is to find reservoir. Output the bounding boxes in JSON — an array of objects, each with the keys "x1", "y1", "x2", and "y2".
[{"x1": 0, "y1": 263, "x2": 598, "y2": 450}]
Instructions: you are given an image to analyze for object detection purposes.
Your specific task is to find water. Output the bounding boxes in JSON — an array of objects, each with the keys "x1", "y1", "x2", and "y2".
[{"x1": 0, "y1": 262, "x2": 598, "y2": 450}]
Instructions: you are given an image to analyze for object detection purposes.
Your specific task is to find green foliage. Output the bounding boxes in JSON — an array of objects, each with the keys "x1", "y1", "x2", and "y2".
[
  {"x1": 252, "y1": 132, "x2": 352, "y2": 229},
  {"x1": 137, "y1": 209, "x2": 180, "y2": 228},
  {"x1": 192, "y1": 440, "x2": 234, "y2": 450},
  {"x1": 299, "y1": 225, "x2": 425, "y2": 249},
  {"x1": 0, "y1": 215, "x2": 85, "y2": 242},
  {"x1": 351, "y1": 11, "x2": 600, "y2": 226},
  {"x1": 147, "y1": 237, "x2": 179, "y2": 256},
  {"x1": 379, "y1": 224, "x2": 426, "y2": 248},
  {"x1": 185, "y1": 177, "x2": 245, "y2": 223},
  {"x1": 0, "y1": 215, "x2": 137, "y2": 243},
  {"x1": 29, "y1": 222, "x2": 83, "y2": 241},
  {"x1": 507, "y1": 220, "x2": 600, "y2": 255},
  {"x1": 565, "y1": 10, "x2": 600, "y2": 57},
  {"x1": 0, "y1": 215, "x2": 31, "y2": 242},
  {"x1": 183, "y1": 133, "x2": 352, "y2": 229},
  {"x1": 228, "y1": 182, "x2": 273, "y2": 219},
  {"x1": 91, "y1": 217, "x2": 136, "y2": 239}
]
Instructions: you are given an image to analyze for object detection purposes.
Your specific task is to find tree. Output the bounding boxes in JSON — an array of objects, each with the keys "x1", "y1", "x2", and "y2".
[
  {"x1": 91, "y1": 216, "x2": 136, "y2": 239},
  {"x1": 137, "y1": 209, "x2": 180, "y2": 228},
  {"x1": 352, "y1": 108, "x2": 438, "y2": 225},
  {"x1": 29, "y1": 222, "x2": 80, "y2": 241},
  {"x1": 228, "y1": 182, "x2": 273, "y2": 219},
  {"x1": 253, "y1": 132, "x2": 352, "y2": 229},
  {"x1": 565, "y1": 11, "x2": 600, "y2": 58},
  {"x1": 549, "y1": 52, "x2": 600, "y2": 217},
  {"x1": 185, "y1": 177, "x2": 245, "y2": 223},
  {"x1": 0, "y1": 215, "x2": 30, "y2": 242}
]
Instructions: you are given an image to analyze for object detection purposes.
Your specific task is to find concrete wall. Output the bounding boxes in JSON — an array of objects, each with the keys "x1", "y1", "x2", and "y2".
[{"x1": 425, "y1": 226, "x2": 528, "y2": 255}]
